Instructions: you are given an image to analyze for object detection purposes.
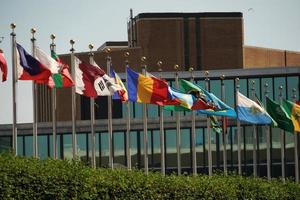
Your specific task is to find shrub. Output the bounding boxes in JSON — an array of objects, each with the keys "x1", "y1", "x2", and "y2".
[{"x1": 0, "y1": 153, "x2": 299, "y2": 200}]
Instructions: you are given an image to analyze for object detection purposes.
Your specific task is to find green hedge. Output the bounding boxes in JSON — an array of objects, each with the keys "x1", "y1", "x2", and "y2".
[{"x1": 0, "y1": 153, "x2": 299, "y2": 200}]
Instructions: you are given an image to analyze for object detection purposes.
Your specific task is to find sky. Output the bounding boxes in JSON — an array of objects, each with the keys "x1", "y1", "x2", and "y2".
[{"x1": 0, "y1": 0, "x2": 300, "y2": 124}]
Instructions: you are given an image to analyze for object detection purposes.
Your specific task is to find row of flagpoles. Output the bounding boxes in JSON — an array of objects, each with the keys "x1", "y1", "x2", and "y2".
[{"x1": 0, "y1": 24, "x2": 299, "y2": 182}]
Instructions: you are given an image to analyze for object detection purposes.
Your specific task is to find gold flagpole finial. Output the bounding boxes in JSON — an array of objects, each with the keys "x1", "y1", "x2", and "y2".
[
  {"x1": 220, "y1": 74, "x2": 225, "y2": 80},
  {"x1": 50, "y1": 34, "x2": 56, "y2": 49},
  {"x1": 89, "y1": 44, "x2": 94, "y2": 51},
  {"x1": 141, "y1": 56, "x2": 147, "y2": 62},
  {"x1": 70, "y1": 39, "x2": 75, "y2": 53},
  {"x1": 174, "y1": 64, "x2": 179, "y2": 71},
  {"x1": 10, "y1": 23, "x2": 16, "y2": 30},
  {"x1": 31, "y1": 28, "x2": 36, "y2": 41},
  {"x1": 157, "y1": 61, "x2": 163, "y2": 72},
  {"x1": 124, "y1": 52, "x2": 130, "y2": 58},
  {"x1": 105, "y1": 48, "x2": 111, "y2": 54}
]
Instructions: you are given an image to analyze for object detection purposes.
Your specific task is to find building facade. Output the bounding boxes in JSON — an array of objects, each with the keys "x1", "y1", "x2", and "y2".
[{"x1": 0, "y1": 12, "x2": 300, "y2": 178}]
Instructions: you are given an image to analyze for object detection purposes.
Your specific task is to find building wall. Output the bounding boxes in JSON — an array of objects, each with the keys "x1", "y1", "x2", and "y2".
[
  {"x1": 244, "y1": 46, "x2": 300, "y2": 68},
  {"x1": 132, "y1": 13, "x2": 243, "y2": 71}
]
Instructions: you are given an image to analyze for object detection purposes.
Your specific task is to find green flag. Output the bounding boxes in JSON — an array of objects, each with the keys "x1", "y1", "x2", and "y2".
[
  {"x1": 266, "y1": 97, "x2": 294, "y2": 133},
  {"x1": 210, "y1": 116, "x2": 222, "y2": 134}
]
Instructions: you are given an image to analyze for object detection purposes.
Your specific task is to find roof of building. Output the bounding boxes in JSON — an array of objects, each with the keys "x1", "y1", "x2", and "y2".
[{"x1": 134, "y1": 12, "x2": 243, "y2": 20}]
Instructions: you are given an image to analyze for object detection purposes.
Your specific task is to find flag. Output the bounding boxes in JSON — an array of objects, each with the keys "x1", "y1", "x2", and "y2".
[
  {"x1": 164, "y1": 80, "x2": 214, "y2": 111},
  {"x1": 0, "y1": 49, "x2": 7, "y2": 82},
  {"x1": 266, "y1": 97, "x2": 294, "y2": 133},
  {"x1": 35, "y1": 47, "x2": 73, "y2": 88},
  {"x1": 126, "y1": 66, "x2": 179, "y2": 106},
  {"x1": 16, "y1": 43, "x2": 51, "y2": 83},
  {"x1": 198, "y1": 92, "x2": 237, "y2": 118},
  {"x1": 282, "y1": 99, "x2": 300, "y2": 132},
  {"x1": 74, "y1": 57, "x2": 119, "y2": 98},
  {"x1": 111, "y1": 69, "x2": 128, "y2": 102},
  {"x1": 50, "y1": 50, "x2": 74, "y2": 88},
  {"x1": 167, "y1": 86, "x2": 194, "y2": 109},
  {"x1": 210, "y1": 116, "x2": 222, "y2": 134},
  {"x1": 237, "y1": 92, "x2": 273, "y2": 124}
]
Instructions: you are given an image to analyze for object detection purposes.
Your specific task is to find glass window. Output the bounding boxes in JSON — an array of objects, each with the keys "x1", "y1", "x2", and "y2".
[
  {"x1": 287, "y1": 76, "x2": 299, "y2": 101},
  {"x1": 100, "y1": 132, "x2": 109, "y2": 167},
  {"x1": 181, "y1": 128, "x2": 191, "y2": 168},
  {"x1": 257, "y1": 126, "x2": 267, "y2": 176},
  {"x1": 248, "y1": 78, "x2": 260, "y2": 99},
  {"x1": 77, "y1": 133, "x2": 87, "y2": 162},
  {"x1": 165, "y1": 129, "x2": 177, "y2": 169},
  {"x1": 152, "y1": 130, "x2": 161, "y2": 169},
  {"x1": 196, "y1": 128, "x2": 205, "y2": 168},
  {"x1": 224, "y1": 79, "x2": 234, "y2": 107},
  {"x1": 17, "y1": 136, "x2": 24, "y2": 156},
  {"x1": 274, "y1": 77, "x2": 286, "y2": 101},
  {"x1": 25, "y1": 136, "x2": 33, "y2": 157},
  {"x1": 148, "y1": 104, "x2": 158, "y2": 118},
  {"x1": 0, "y1": 136, "x2": 11, "y2": 153},
  {"x1": 244, "y1": 126, "x2": 254, "y2": 173},
  {"x1": 49, "y1": 134, "x2": 61, "y2": 159},
  {"x1": 271, "y1": 127, "x2": 282, "y2": 166},
  {"x1": 38, "y1": 135, "x2": 48, "y2": 159},
  {"x1": 239, "y1": 79, "x2": 248, "y2": 97},
  {"x1": 130, "y1": 131, "x2": 139, "y2": 168},
  {"x1": 63, "y1": 134, "x2": 72, "y2": 159},
  {"x1": 285, "y1": 132, "x2": 295, "y2": 164},
  {"x1": 113, "y1": 131, "x2": 125, "y2": 166},
  {"x1": 210, "y1": 80, "x2": 221, "y2": 97},
  {"x1": 135, "y1": 103, "x2": 143, "y2": 119},
  {"x1": 261, "y1": 78, "x2": 274, "y2": 104}
]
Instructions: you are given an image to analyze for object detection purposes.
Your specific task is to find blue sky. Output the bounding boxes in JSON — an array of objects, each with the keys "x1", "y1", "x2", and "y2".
[{"x1": 0, "y1": 0, "x2": 300, "y2": 124}]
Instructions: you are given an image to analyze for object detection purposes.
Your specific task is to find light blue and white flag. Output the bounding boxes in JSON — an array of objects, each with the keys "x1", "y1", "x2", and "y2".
[{"x1": 237, "y1": 91, "x2": 272, "y2": 124}]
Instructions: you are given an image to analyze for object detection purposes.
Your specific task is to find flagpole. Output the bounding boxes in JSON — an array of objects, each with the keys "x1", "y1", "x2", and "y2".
[
  {"x1": 205, "y1": 71, "x2": 212, "y2": 176},
  {"x1": 264, "y1": 83, "x2": 271, "y2": 180},
  {"x1": 31, "y1": 28, "x2": 38, "y2": 158},
  {"x1": 189, "y1": 67, "x2": 197, "y2": 176},
  {"x1": 251, "y1": 80, "x2": 257, "y2": 177},
  {"x1": 70, "y1": 39, "x2": 77, "y2": 159},
  {"x1": 279, "y1": 85, "x2": 285, "y2": 182},
  {"x1": 88, "y1": 44, "x2": 96, "y2": 168},
  {"x1": 125, "y1": 52, "x2": 131, "y2": 170},
  {"x1": 292, "y1": 88, "x2": 299, "y2": 183},
  {"x1": 106, "y1": 48, "x2": 113, "y2": 169},
  {"x1": 236, "y1": 78, "x2": 242, "y2": 175},
  {"x1": 220, "y1": 74, "x2": 227, "y2": 175},
  {"x1": 174, "y1": 64, "x2": 181, "y2": 175},
  {"x1": 141, "y1": 56, "x2": 148, "y2": 175},
  {"x1": 50, "y1": 34, "x2": 57, "y2": 159},
  {"x1": 10, "y1": 23, "x2": 17, "y2": 156},
  {"x1": 158, "y1": 61, "x2": 165, "y2": 175}
]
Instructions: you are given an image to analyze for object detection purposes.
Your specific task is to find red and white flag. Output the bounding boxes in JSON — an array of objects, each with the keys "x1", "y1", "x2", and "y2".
[
  {"x1": 74, "y1": 57, "x2": 121, "y2": 98},
  {"x1": 0, "y1": 49, "x2": 8, "y2": 82}
]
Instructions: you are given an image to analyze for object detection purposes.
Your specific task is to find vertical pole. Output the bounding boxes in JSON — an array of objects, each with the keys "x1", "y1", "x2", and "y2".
[
  {"x1": 50, "y1": 34, "x2": 57, "y2": 159},
  {"x1": 10, "y1": 23, "x2": 17, "y2": 156},
  {"x1": 158, "y1": 61, "x2": 165, "y2": 175},
  {"x1": 31, "y1": 28, "x2": 38, "y2": 158},
  {"x1": 189, "y1": 67, "x2": 197, "y2": 176},
  {"x1": 174, "y1": 64, "x2": 181, "y2": 175},
  {"x1": 220, "y1": 75, "x2": 227, "y2": 175},
  {"x1": 70, "y1": 39, "x2": 77, "y2": 159},
  {"x1": 292, "y1": 88, "x2": 299, "y2": 183},
  {"x1": 125, "y1": 52, "x2": 131, "y2": 170},
  {"x1": 264, "y1": 83, "x2": 271, "y2": 180},
  {"x1": 106, "y1": 48, "x2": 113, "y2": 169},
  {"x1": 236, "y1": 78, "x2": 242, "y2": 175},
  {"x1": 279, "y1": 86, "x2": 285, "y2": 182},
  {"x1": 251, "y1": 80, "x2": 257, "y2": 177},
  {"x1": 141, "y1": 56, "x2": 148, "y2": 175},
  {"x1": 130, "y1": 9, "x2": 134, "y2": 47},
  {"x1": 88, "y1": 44, "x2": 96, "y2": 168},
  {"x1": 205, "y1": 71, "x2": 212, "y2": 176}
]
